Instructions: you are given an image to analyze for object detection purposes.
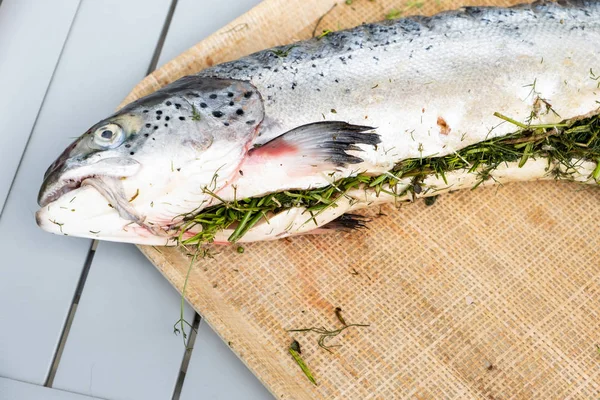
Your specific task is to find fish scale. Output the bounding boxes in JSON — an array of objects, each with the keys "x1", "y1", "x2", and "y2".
[
  {"x1": 36, "y1": 0, "x2": 600, "y2": 245},
  {"x1": 205, "y1": 0, "x2": 600, "y2": 201}
]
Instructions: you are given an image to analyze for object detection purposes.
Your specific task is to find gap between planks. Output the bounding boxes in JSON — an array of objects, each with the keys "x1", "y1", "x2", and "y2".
[
  {"x1": 172, "y1": 313, "x2": 202, "y2": 400},
  {"x1": 45, "y1": 240, "x2": 98, "y2": 387}
]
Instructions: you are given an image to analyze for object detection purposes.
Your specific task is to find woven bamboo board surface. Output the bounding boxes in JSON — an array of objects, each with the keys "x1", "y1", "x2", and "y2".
[{"x1": 118, "y1": 0, "x2": 600, "y2": 398}]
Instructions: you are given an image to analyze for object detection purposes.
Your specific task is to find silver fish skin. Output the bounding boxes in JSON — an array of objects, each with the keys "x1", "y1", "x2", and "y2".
[{"x1": 36, "y1": 0, "x2": 600, "y2": 245}]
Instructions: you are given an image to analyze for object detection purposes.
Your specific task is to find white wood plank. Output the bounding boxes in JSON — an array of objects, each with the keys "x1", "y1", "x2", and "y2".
[
  {"x1": 52, "y1": 242, "x2": 194, "y2": 400},
  {"x1": 0, "y1": 0, "x2": 80, "y2": 214},
  {"x1": 180, "y1": 321, "x2": 273, "y2": 400},
  {"x1": 0, "y1": 0, "x2": 172, "y2": 385},
  {"x1": 156, "y1": 0, "x2": 263, "y2": 67},
  {"x1": 0, "y1": 377, "x2": 98, "y2": 400}
]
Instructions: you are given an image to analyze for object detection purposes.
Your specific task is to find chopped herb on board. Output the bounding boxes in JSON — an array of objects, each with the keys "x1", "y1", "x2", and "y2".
[{"x1": 289, "y1": 340, "x2": 317, "y2": 385}]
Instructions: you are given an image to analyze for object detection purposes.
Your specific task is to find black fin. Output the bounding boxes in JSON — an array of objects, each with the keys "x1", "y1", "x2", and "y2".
[
  {"x1": 320, "y1": 214, "x2": 370, "y2": 232},
  {"x1": 250, "y1": 121, "x2": 380, "y2": 168}
]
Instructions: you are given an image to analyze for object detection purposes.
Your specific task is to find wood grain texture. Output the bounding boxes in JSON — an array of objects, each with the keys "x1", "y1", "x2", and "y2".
[{"x1": 120, "y1": 0, "x2": 600, "y2": 398}]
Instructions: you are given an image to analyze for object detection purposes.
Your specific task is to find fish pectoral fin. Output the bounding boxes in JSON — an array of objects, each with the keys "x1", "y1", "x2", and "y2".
[
  {"x1": 248, "y1": 121, "x2": 380, "y2": 172},
  {"x1": 283, "y1": 213, "x2": 370, "y2": 237},
  {"x1": 317, "y1": 213, "x2": 370, "y2": 233}
]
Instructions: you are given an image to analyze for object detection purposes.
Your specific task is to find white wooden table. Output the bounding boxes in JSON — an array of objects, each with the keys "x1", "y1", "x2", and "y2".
[{"x1": 0, "y1": 1, "x2": 273, "y2": 398}]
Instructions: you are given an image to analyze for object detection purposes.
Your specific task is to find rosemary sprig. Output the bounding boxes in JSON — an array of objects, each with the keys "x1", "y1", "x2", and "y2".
[{"x1": 177, "y1": 113, "x2": 600, "y2": 246}]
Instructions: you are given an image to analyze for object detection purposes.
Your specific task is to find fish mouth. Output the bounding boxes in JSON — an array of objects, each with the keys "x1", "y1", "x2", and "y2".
[
  {"x1": 38, "y1": 174, "x2": 100, "y2": 207},
  {"x1": 35, "y1": 174, "x2": 173, "y2": 242},
  {"x1": 38, "y1": 173, "x2": 145, "y2": 228},
  {"x1": 38, "y1": 157, "x2": 141, "y2": 208}
]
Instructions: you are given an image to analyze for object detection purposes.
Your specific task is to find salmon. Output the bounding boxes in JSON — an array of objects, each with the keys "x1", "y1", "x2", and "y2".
[{"x1": 36, "y1": 0, "x2": 600, "y2": 245}]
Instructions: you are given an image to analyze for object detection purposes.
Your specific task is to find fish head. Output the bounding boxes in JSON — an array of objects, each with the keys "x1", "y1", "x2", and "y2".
[{"x1": 36, "y1": 76, "x2": 264, "y2": 245}]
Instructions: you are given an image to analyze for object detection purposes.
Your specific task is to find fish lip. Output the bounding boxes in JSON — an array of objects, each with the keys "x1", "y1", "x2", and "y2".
[
  {"x1": 38, "y1": 175, "x2": 97, "y2": 207},
  {"x1": 38, "y1": 157, "x2": 141, "y2": 207}
]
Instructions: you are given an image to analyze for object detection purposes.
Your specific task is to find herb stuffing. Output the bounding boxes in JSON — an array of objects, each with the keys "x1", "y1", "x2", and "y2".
[{"x1": 177, "y1": 113, "x2": 600, "y2": 246}]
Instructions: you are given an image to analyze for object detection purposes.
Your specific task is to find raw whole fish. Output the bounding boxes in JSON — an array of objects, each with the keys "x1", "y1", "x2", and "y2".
[{"x1": 36, "y1": 0, "x2": 600, "y2": 245}]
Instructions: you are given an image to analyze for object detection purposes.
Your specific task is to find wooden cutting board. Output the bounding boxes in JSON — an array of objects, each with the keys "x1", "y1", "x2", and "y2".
[{"x1": 119, "y1": 1, "x2": 600, "y2": 398}]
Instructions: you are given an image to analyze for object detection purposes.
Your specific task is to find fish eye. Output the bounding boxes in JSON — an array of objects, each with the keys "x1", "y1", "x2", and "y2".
[
  {"x1": 92, "y1": 123, "x2": 124, "y2": 149},
  {"x1": 101, "y1": 129, "x2": 114, "y2": 139}
]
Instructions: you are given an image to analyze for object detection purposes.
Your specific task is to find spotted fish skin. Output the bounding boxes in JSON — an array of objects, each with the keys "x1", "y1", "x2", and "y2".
[
  {"x1": 203, "y1": 1, "x2": 598, "y2": 137},
  {"x1": 36, "y1": 1, "x2": 600, "y2": 245},
  {"x1": 191, "y1": 0, "x2": 600, "y2": 200}
]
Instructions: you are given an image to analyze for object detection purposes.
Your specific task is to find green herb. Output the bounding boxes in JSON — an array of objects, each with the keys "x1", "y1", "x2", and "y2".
[
  {"x1": 128, "y1": 188, "x2": 140, "y2": 202},
  {"x1": 317, "y1": 29, "x2": 332, "y2": 39},
  {"x1": 345, "y1": 0, "x2": 353, "y2": 4},
  {"x1": 236, "y1": 246, "x2": 245, "y2": 254},
  {"x1": 289, "y1": 323, "x2": 370, "y2": 353},
  {"x1": 289, "y1": 344, "x2": 317, "y2": 385},
  {"x1": 291, "y1": 339, "x2": 302, "y2": 353},
  {"x1": 151, "y1": 245, "x2": 162, "y2": 254},
  {"x1": 191, "y1": 104, "x2": 201, "y2": 121},
  {"x1": 424, "y1": 195, "x2": 438, "y2": 206},
  {"x1": 312, "y1": 3, "x2": 337, "y2": 37},
  {"x1": 270, "y1": 45, "x2": 297, "y2": 58},
  {"x1": 290, "y1": 308, "x2": 369, "y2": 353},
  {"x1": 385, "y1": 9, "x2": 403, "y2": 19},
  {"x1": 173, "y1": 251, "x2": 198, "y2": 348},
  {"x1": 50, "y1": 219, "x2": 64, "y2": 233},
  {"x1": 176, "y1": 113, "x2": 600, "y2": 246},
  {"x1": 386, "y1": 0, "x2": 424, "y2": 20},
  {"x1": 405, "y1": 0, "x2": 424, "y2": 9},
  {"x1": 173, "y1": 248, "x2": 213, "y2": 349},
  {"x1": 334, "y1": 307, "x2": 347, "y2": 326},
  {"x1": 590, "y1": 68, "x2": 600, "y2": 88}
]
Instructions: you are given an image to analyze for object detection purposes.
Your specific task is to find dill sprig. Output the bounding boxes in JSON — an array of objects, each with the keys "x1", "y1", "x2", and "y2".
[
  {"x1": 289, "y1": 307, "x2": 369, "y2": 353},
  {"x1": 289, "y1": 324, "x2": 370, "y2": 353},
  {"x1": 173, "y1": 247, "x2": 213, "y2": 349},
  {"x1": 177, "y1": 113, "x2": 600, "y2": 246}
]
